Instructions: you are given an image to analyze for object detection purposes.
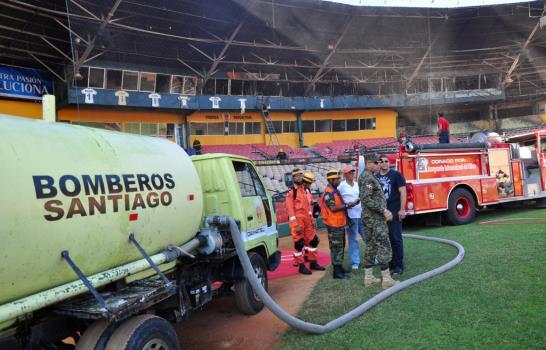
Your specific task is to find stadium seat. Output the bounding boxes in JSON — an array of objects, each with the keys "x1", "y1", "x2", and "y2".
[
  {"x1": 202, "y1": 143, "x2": 314, "y2": 161},
  {"x1": 313, "y1": 138, "x2": 397, "y2": 160},
  {"x1": 201, "y1": 144, "x2": 266, "y2": 161},
  {"x1": 252, "y1": 144, "x2": 313, "y2": 160}
]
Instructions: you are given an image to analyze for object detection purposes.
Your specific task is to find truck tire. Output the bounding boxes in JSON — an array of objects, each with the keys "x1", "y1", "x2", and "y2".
[
  {"x1": 446, "y1": 188, "x2": 476, "y2": 225},
  {"x1": 535, "y1": 197, "x2": 546, "y2": 208},
  {"x1": 104, "y1": 315, "x2": 180, "y2": 350},
  {"x1": 234, "y1": 252, "x2": 268, "y2": 315},
  {"x1": 76, "y1": 319, "x2": 112, "y2": 350}
]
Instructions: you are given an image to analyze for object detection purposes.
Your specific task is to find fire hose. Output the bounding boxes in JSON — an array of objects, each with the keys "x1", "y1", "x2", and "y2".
[{"x1": 209, "y1": 216, "x2": 465, "y2": 334}]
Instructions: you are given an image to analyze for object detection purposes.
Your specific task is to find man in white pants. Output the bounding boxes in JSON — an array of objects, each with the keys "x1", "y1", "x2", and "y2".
[{"x1": 338, "y1": 167, "x2": 365, "y2": 270}]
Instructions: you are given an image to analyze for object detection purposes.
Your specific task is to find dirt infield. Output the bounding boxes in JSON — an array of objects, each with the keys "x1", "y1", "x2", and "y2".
[
  {"x1": 175, "y1": 272, "x2": 324, "y2": 350},
  {"x1": 176, "y1": 231, "x2": 332, "y2": 350},
  {"x1": 478, "y1": 218, "x2": 546, "y2": 225}
]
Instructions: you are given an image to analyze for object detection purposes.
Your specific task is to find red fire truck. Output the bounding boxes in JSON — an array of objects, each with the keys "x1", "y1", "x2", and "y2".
[{"x1": 390, "y1": 129, "x2": 546, "y2": 225}]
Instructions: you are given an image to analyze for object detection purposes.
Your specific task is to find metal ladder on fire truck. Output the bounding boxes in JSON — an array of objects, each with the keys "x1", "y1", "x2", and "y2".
[{"x1": 259, "y1": 96, "x2": 280, "y2": 147}]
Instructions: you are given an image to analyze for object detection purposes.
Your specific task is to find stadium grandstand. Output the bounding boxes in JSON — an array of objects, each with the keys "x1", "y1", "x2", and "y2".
[{"x1": 1, "y1": 0, "x2": 546, "y2": 225}]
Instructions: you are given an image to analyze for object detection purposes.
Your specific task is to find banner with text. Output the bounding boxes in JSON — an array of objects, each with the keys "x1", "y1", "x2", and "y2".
[
  {"x1": 0, "y1": 66, "x2": 53, "y2": 100},
  {"x1": 417, "y1": 154, "x2": 482, "y2": 179}
]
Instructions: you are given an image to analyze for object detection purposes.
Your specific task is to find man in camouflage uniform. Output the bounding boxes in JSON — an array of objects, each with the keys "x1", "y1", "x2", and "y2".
[{"x1": 358, "y1": 153, "x2": 400, "y2": 288}]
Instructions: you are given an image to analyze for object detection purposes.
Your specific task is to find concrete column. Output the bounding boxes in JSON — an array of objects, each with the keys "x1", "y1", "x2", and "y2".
[
  {"x1": 184, "y1": 114, "x2": 191, "y2": 149},
  {"x1": 489, "y1": 104, "x2": 499, "y2": 131},
  {"x1": 42, "y1": 95, "x2": 56, "y2": 122},
  {"x1": 494, "y1": 105, "x2": 499, "y2": 131}
]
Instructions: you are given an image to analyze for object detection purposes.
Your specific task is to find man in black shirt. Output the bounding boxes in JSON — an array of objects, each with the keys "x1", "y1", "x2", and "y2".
[{"x1": 375, "y1": 155, "x2": 407, "y2": 275}]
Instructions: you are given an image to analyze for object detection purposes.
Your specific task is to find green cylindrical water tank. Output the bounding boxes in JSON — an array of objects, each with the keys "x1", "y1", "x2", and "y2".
[{"x1": 0, "y1": 116, "x2": 204, "y2": 305}]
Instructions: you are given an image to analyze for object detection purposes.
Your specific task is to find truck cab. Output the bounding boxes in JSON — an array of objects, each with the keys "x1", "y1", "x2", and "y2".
[
  {"x1": 190, "y1": 154, "x2": 280, "y2": 315},
  {"x1": 191, "y1": 154, "x2": 278, "y2": 264}
]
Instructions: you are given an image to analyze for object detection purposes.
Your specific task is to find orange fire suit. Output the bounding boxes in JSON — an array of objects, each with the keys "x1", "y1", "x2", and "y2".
[{"x1": 285, "y1": 184, "x2": 319, "y2": 265}]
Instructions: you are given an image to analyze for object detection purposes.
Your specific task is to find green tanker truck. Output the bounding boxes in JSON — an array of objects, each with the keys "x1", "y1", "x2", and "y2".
[{"x1": 0, "y1": 116, "x2": 280, "y2": 350}]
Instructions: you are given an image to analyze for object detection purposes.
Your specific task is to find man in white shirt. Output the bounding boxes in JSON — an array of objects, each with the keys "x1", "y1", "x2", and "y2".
[{"x1": 338, "y1": 167, "x2": 365, "y2": 270}]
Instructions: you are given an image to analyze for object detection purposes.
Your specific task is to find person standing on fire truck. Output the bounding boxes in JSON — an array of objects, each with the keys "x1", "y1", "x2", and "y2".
[
  {"x1": 286, "y1": 168, "x2": 325, "y2": 275},
  {"x1": 359, "y1": 153, "x2": 400, "y2": 288},
  {"x1": 437, "y1": 112, "x2": 450, "y2": 144}
]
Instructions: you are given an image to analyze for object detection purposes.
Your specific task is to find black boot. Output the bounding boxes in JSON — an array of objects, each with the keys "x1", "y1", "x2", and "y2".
[
  {"x1": 341, "y1": 266, "x2": 351, "y2": 274},
  {"x1": 299, "y1": 263, "x2": 312, "y2": 275},
  {"x1": 333, "y1": 265, "x2": 350, "y2": 279},
  {"x1": 309, "y1": 261, "x2": 326, "y2": 271}
]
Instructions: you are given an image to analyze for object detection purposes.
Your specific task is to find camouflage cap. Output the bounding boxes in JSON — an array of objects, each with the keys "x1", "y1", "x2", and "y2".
[{"x1": 365, "y1": 153, "x2": 380, "y2": 163}]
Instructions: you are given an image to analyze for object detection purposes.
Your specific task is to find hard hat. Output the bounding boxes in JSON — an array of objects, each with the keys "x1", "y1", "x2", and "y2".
[
  {"x1": 303, "y1": 172, "x2": 315, "y2": 183},
  {"x1": 326, "y1": 169, "x2": 341, "y2": 180},
  {"x1": 291, "y1": 168, "x2": 304, "y2": 176}
]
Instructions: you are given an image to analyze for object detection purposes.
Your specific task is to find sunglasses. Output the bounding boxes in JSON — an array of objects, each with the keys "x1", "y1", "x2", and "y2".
[{"x1": 379, "y1": 159, "x2": 389, "y2": 163}]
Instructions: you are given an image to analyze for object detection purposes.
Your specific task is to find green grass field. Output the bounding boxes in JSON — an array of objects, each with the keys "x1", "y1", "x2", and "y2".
[{"x1": 278, "y1": 205, "x2": 546, "y2": 350}]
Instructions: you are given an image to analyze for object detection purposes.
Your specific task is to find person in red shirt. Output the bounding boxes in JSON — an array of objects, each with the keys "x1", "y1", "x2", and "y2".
[{"x1": 437, "y1": 112, "x2": 450, "y2": 144}]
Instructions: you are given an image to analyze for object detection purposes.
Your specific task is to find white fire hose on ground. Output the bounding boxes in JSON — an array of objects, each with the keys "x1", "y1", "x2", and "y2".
[{"x1": 211, "y1": 216, "x2": 465, "y2": 334}]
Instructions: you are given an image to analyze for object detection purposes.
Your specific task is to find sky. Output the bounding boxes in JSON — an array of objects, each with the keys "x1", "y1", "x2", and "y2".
[{"x1": 321, "y1": 0, "x2": 531, "y2": 8}]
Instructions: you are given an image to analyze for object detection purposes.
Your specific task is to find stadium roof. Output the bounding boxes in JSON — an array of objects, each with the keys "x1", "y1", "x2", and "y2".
[
  {"x1": 322, "y1": 0, "x2": 530, "y2": 8},
  {"x1": 0, "y1": 0, "x2": 545, "y2": 97}
]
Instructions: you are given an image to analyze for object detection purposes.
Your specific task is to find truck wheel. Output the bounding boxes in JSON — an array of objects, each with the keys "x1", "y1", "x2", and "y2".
[
  {"x1": 446, "y1": 188, "x2": 476, "y2": 225},
  {"x1": 234, "y1": 252, "x2": 268, "y2": 315},
  {"x1": 76, "y1": 319, "x2": 112, "y2": 350},
  {"x1": 535, "y1": 197, "x2": 546, "y2": 208},
  {"x1": 104, "y1": 315, "x2": 180, "y2": 350}
]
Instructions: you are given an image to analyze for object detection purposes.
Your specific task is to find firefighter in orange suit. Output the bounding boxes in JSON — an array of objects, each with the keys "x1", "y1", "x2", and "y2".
[
  {"x1": 286, "y1": 168, "x2": 326, "y2": 275},
  {"x1": 303, "y1": 172, "x2": 321, "y2": 221},
  {"x1": 302, "y1": 172, "x2": 324, "y2": 269}
]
